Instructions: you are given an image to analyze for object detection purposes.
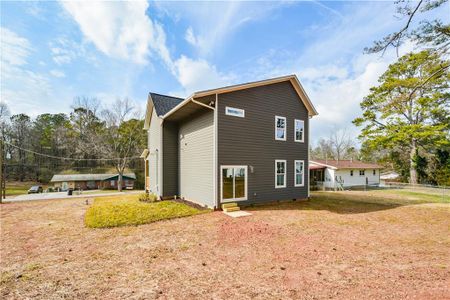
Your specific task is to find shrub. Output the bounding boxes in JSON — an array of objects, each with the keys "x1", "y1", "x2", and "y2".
[{"x1": 138, "y1": 193, "x2": 158, "y2": 203}]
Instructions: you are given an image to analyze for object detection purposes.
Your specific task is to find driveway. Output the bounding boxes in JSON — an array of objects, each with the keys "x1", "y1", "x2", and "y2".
[{"x1": 5, "y1": 190, "x2": 142, "y2": 202}]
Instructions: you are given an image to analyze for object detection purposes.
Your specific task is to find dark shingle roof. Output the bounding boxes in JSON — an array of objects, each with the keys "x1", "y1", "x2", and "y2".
[{"x1": 149, "y1": 93, "x2": 184, "y2": 116}]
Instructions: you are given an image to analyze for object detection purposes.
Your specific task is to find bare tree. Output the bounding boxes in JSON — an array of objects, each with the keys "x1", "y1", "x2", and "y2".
[
  {"x1": 0, "y1": 102, "x2": 9, "y2": 124},
  {"x1": 70, "y1": 97, "x2": 105, "y2": 158},
  {"x1": 329, "y1": 128, "x2": 355, "y2": 161},
  {"x1": 100, "y1": 98, "x2": 142, "y2": 192}
]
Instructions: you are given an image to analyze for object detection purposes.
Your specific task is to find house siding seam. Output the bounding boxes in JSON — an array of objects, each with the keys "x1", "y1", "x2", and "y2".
[
  {"x1": 148, "y1": 110, "x2": 161, "y2": 195},
  {"x1": 217, "y1": 81, "x2": 309, "y2": 204},
  {"x1": 162, "y1": 121, "x2": 178, "y2": 197},
  {"x1": 178, "y1": 108, "x2": 214, "y2": 207}
]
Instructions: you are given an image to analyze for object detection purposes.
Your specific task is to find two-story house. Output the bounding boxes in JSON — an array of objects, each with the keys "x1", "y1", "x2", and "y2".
[{"x1": 142, "y1": 75, "x2": 318, "y2": 209}]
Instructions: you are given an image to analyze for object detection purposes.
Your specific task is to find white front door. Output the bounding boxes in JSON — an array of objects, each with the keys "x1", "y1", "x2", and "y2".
[{"x1": 221, "y1": 165, "x2": 248, "y2": 202}]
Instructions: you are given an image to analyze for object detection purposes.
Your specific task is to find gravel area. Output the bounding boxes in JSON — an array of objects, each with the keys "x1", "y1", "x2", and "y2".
[{"x1": 1, "y1": 191, "x2": 449, "y2": 299}]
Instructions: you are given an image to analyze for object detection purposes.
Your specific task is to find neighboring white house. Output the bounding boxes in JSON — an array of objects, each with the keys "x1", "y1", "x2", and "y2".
[{"x1": 309, "y1": 159, "x2": 383, "y2": 190}]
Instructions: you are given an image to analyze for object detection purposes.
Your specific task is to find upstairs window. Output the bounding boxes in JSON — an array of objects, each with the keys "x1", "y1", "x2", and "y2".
[
  {"x1": 225, "y1": 106, "x2": 245, "y2": 118},
  {"x1": 359, "y1": 170, "x2": 365, "y2": 176},
  {"x1": 294, "y1": 119, "x2": 304, "y2": 142},
  {"x1": 295, "y1": 160, "x2": 304, "y2": 186},
  {"x1": 275, "y1": 116, "x2": 286, "y2": 141},
  {"x1": 373, "y1": 169, "x2": 376, "y2": 176},
  {"x1": 275, "y1": 160, "x2": 286, "y2": 188},
  {"x1": 350, "y1": 170, "x2": 353, "y2": 176}
]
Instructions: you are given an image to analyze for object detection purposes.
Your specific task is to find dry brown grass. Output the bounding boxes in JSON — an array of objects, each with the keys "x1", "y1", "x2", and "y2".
[{"x1": 1, "y1": 191, "x2": 449, "y2": 299}]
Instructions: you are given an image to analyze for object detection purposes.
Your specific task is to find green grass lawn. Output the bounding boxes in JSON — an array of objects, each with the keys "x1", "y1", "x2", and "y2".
[
  {"x1": 5, "y1": 188, "x2": 29, "y2": 196},
  {"x1": 5, "y1": 182, "x2": 45, "y2": 196},
  {"x1": 81, "y1": 189, "x2": 121, "y2": 195},
  {"x1": 369, "y1": 188, "x2": 449, "y2": 203},
  {"x1": 297, "y1": 188, "x2": 449, "y2": 215},
  {"x1": 85, "y1": 194, "x2": 209, "y2": 228}
]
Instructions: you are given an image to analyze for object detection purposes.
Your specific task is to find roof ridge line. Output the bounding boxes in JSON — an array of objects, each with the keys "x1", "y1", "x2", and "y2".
[{"x1": 149, "y1": 92, "x2": 184, "y2": 100}]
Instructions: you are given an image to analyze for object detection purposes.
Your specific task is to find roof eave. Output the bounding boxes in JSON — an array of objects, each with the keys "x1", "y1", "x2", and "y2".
[
  {"x1": 310, "y1": 160, "x2": 337, "y2": 170},
  {"x1": 143, "y1": 94, "x2": 154, "y2": 130},
  {"x1": 161, "y1": 96, "x2": 193, "y2": 119},
  {"x1": 161, "y1": 74, "x2": 319, "y2": 119}
]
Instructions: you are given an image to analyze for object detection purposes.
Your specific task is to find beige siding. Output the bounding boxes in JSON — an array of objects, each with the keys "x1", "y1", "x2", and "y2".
[
  {"x1": 179, "y1": 109, "x2": 214, "y2": 207},
  {"x1": 148, "y1": 109, "x2": 162, "y2": 195}
]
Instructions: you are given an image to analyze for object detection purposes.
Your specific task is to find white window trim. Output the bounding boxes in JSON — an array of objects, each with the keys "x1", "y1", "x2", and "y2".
[
  {"x1": 359, "y1": 170, "x2": 365, "y2": 176},
  {"x1": 294, "y1": 119, "x2": 304, "y2": 142},
  {"x1": 294, "y1": 160, "x2": 305, "y2": 187},
  {"x1": 225, "y1": 106, "x2": 245, "y2": 118},
  {"x1": 275, "y1": 116, "x2": 287, "y2": 141},
  {"x1": 275, "y1": 159, "x2": 287, "y2": 188},
  {"x1": 220, "y1": 165, "x2": 248, "y2": 202}
]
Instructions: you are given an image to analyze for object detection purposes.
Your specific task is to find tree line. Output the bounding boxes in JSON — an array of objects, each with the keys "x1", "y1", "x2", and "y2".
[{"x1": 0, "y1": 97, "x2": 146, "y2": 190}]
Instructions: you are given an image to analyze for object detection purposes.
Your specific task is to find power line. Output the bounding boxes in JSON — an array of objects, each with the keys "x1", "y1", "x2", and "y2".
[{"x1": 4, "y1": 141, "x2": 142, "y2": 161}]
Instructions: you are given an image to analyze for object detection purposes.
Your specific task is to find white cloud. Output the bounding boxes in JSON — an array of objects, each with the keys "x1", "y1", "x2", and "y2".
[
  {"x1": 172, "y1": 55, "x2": 232, "y2": 95},
  {"x1": 0, "y1": 27, "x2": 31, "y2": 65},
  {"x1": 59, "y1": 1, "x2": 235, "y2": 95},
  {"x1": 50, "y1": 69, "x2": 65, "y2": 78},
  {"x1": 61, "y1": 0, "x2": 168, "y2": 65},
  {"x1": 156, "y1": 1, "x2": 289, "y2": 55},
  {"x1": 185, "y1": 26, "x2": 205, "y2": 49},
  {"x1": 0, "y1": 27, "x2": 54, "y2": 115},
  {"x1": 51, "y1": 45, "x2": 73, "y2": 65}
]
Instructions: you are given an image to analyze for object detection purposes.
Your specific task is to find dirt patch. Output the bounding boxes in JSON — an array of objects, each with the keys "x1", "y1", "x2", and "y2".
[
  {"x1": 172, "y1": 197, "x2": 211, "y2": 210},
  {"x1": 1, "y1": 192, "x2": 449, "y2": 299}
]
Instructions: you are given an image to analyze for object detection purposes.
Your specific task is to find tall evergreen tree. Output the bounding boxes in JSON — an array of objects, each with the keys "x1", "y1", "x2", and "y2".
[{"x1": 353, "y1": 50, "x2": 450, "y2": 184}]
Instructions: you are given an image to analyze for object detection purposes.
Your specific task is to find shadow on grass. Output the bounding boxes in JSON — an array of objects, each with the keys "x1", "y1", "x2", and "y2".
[{"x1": 245, "y1": 191, "x2": 445, "y2": 215}]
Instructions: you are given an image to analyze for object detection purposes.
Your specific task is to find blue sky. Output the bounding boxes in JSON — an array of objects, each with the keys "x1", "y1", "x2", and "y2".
[{"x1": 1, "y1": 1, "x2": 447, "y2": 143}]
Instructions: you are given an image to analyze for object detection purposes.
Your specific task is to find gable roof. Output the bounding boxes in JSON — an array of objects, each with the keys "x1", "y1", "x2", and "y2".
[
  {"x1": 50, "y1": 173, "x2": 136, "y2": 182},
  {"x1": 163, "y1": 74, "x2": 318, "y2": 119},
  {"x1": 149, "y1": 93, "x2": 184, "y2": 116},
  {"x1": 310, "y1": 160, "x2": 383, "y2": 170}
]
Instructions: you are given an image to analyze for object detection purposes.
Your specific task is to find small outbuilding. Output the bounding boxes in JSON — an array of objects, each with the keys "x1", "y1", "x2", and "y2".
[
  {"x1": 309, "y1": 160, "x2": 383, "y2": 190},
  {"x1": 50, "y1": 173, "x2": 136, "y2": 191}
]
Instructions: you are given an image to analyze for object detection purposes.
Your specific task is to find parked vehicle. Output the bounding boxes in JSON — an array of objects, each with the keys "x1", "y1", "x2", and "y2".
[{"x1": 28, "y1": 186, "x2": 43, "y2": 194}]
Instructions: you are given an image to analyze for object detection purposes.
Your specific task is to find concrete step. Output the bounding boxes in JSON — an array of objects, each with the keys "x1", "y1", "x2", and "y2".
[
  {"x1": 224, "y1": 206, "x2": 240, "y2": 212},
  {"x1": 222, "y1": 202, "x2": 238, "y2": 209}
]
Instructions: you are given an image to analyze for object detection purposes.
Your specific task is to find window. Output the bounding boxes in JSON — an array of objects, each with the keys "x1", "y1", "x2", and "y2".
[
  {"x1": 373, "y1": 169, "x2": 376, "y2": 176},
  {"x1": 275, "y1": 116, "x2": 286, "y2": 141},
  {"x1": 350, "y1": 170, "x2": 353, "y2": 176},
  {"x1": 295, "y1": 160, "x2": 304, "y2": 186},
  {"x1": 294, "y1": 119, "x2": 304, "y2": 142},
  {"x1": 111, "y1": 180, "x2": 115, "y2": 186},
  {"x1": 275, "y1": 160, "x2": 286, "y2": 188},
  {"x1": 225, "y1": 106, "x2": 245, "y2": 118},
  {"x1": 359, "y1": 170, "x2": 365, "y2": 176}
]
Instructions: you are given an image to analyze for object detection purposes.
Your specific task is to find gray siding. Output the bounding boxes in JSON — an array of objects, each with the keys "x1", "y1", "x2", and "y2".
[
  {"x1": 162, "y1": 121, "x2": 178, "y2": 197},
  {"x1": 148, "y1": 109, "x2": 161, "y2": 195},
  {"x1": 217, "y1": 81, "x2": 309, "y2": 204},
  {"x1": 179, "y1": 109, "x2": 214, "y2": 207}
]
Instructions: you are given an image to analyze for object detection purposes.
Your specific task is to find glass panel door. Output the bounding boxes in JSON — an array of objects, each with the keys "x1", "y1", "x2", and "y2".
[
  {"x1": 221, "y1": 166, "x2": 247, "y2": 201},
  {"x1": 222, "y1": 168, "x2": 234, "y2": 200},
  {"x1": 234, "y1": 167, "x2": 246, "y2": 199}
]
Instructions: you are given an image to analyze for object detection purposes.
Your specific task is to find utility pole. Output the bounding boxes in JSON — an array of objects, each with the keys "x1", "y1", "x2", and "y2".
[{"x1": 0, "y1": 137, "x2": 4, "y2": 202}]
